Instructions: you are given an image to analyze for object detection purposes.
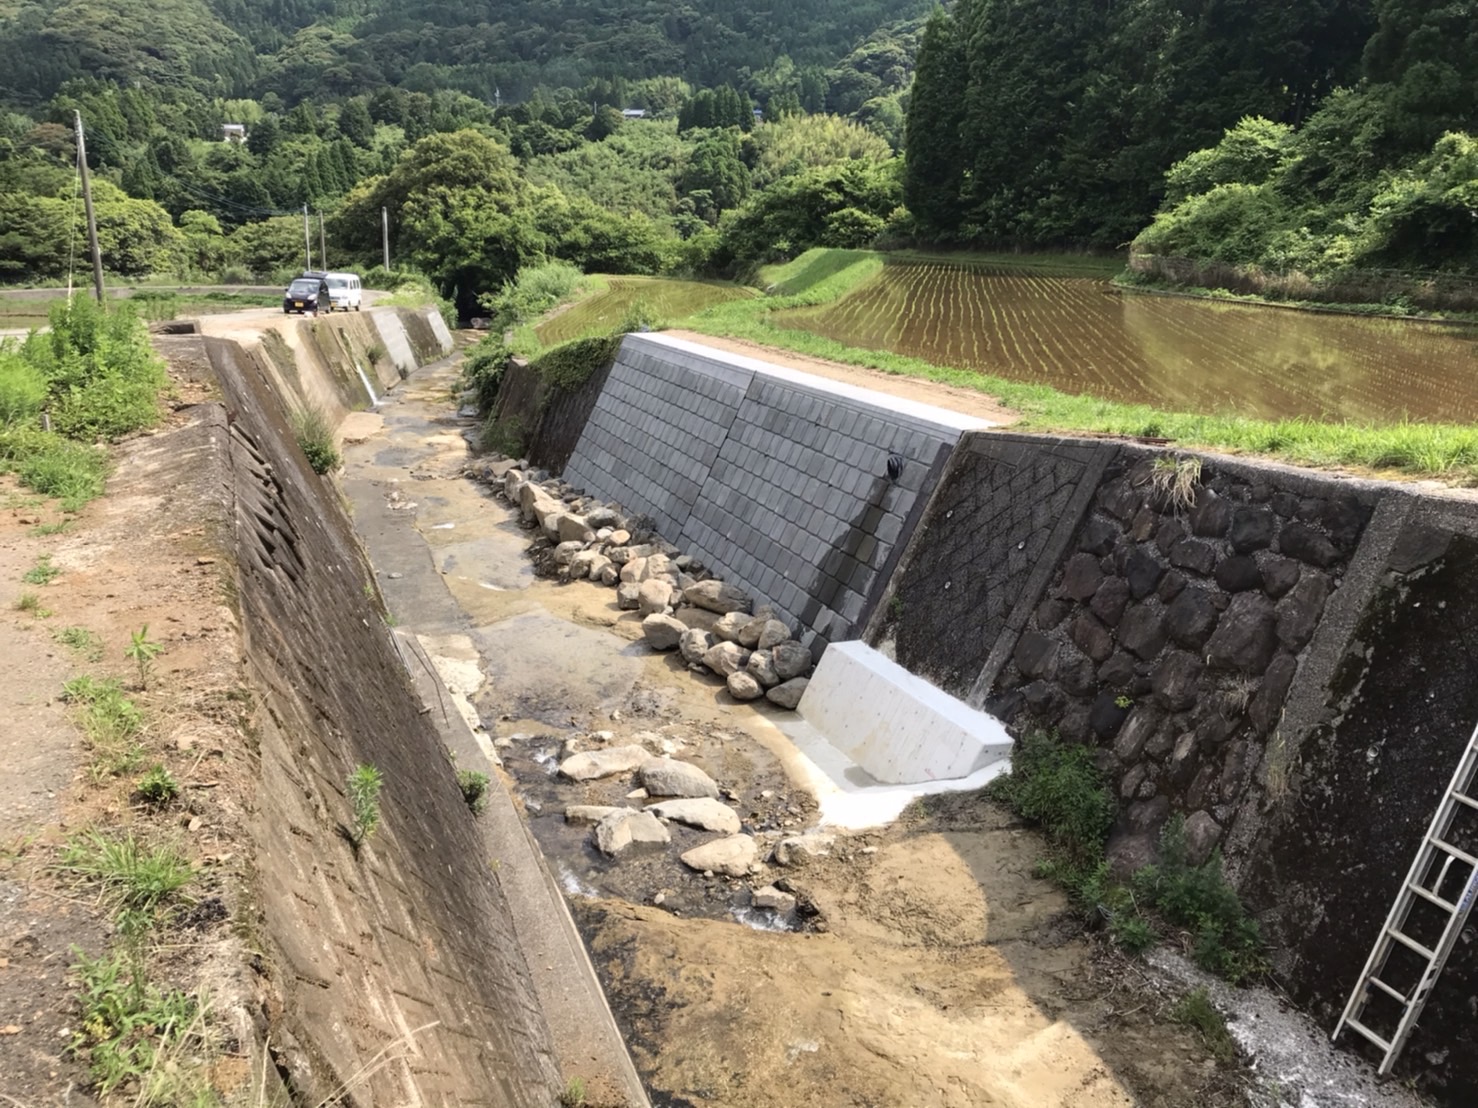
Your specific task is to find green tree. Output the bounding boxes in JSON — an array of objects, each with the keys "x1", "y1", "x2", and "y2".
[
  {"x1": 679, "y1": 133, "x2": 750, "y2": 218},
  {"x1": 903, "y1": 7, "x2": 969, "y2": 235},
  {"x1": 338, "y1": 98, "x2": 375, "y2": 147}
]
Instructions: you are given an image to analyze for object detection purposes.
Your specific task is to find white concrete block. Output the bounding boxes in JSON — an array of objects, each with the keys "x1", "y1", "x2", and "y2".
[{"x1": 797, "y1": 641, "x2": 1012, "y2": 785}]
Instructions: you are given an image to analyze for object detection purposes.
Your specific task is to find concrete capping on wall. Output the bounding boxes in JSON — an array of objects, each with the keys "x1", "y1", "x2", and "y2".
[{"x1": 563, "y1": 333, "x2": 991, "y2": 646}]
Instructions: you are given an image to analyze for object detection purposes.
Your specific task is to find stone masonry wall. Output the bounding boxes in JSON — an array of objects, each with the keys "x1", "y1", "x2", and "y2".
[{"x1": 563, "y1": 333, "x2": 986, "y2": 646}]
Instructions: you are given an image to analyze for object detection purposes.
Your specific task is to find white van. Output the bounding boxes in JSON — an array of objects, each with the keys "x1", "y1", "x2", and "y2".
[{"x1": 324, "y1": 272, "x2": 363, "y2": 312}]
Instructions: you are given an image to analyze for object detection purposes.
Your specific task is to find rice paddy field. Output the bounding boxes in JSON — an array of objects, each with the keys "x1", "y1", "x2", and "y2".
[
  {"x1": 774, "y1": 260, "x2": 1478, "y2": 424},
  {"x1": 536, "y1": 275, "x2": 753, "y2": 346}
]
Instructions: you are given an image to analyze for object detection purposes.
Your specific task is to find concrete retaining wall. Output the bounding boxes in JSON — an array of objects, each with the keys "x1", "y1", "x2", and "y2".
[{"x1": 563, "y1": 334, "x2": 989, "y2": 646}]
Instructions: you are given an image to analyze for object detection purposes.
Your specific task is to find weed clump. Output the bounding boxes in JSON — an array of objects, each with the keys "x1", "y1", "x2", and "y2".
[
  {"x1": 71, "y1": 946, "x2": 202, "y2": 1098},
  {"x1": 62, "y1": 675, "x2": 145, "y2": 778},
  {"x1": 59, "y1": 830, "x2": 193, "y2": 915},
  {"x1": 1170, "y1": 987, "x2": 1239, "y2": 1064},
  {"x1": 457, "y1": 769, "x2": 490, "y2": 814},
  {"x1": 136, "y1": 764, "x2": 179, "y2": 807},
  {"x1": 348, "y1": 763, "x2": 384, "y2": 849},
  {"x1": 987, "y1": 729, "x2": 1115, "y2": 869},
  {"x1": 291, "y1": 404, "x2": 341, "y2": 474}
]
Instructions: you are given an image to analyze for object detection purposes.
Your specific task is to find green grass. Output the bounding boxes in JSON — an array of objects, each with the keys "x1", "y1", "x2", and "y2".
[
  {"x1": 457, "y1": 769, "x2": 490, "y2": 815},
  {"x1": 291, "y1": 404, "x2": 341, "y2": 474},
  {"x1": 55, "y1": 624, "x2": 104, "y2": 660},
  {"x1": 1170, "y1": 988, "x2": 1239, "y2": 1064},
  {"x1": 535, "y1": 275, "x2": 753, "y2": 346},
  {"x1": 62, "y1": 675, "x2": 145, "y2": 778},
  {"x1": 21, "y1": 552, "x2": 59, "y2": 584},
  {"x1": 0, "y1": 429, "x2": 110, "y2": 509},
  {"x1": 677, "y1": 248, "x2": 1478, "y2": 485},
  {"x1": 348, "y1": 763, "x2": 383, "y2": 850},
  {"x1": 59, "y1": 830, "x2": 193, "y2": 914}
]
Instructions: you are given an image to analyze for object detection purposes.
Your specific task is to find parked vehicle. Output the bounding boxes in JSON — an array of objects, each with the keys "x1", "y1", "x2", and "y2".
[
  {"x1": 324, "y1": 272, "x2": 363, "y2": 312},
  {"x1": 283, "y1": 275, "x2": 329, "y2": 315}
]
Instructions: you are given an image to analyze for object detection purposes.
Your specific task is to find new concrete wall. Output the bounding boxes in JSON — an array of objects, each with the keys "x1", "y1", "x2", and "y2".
[{"x1": 563, "y1": 334, "x2": 989, "y2": 645}]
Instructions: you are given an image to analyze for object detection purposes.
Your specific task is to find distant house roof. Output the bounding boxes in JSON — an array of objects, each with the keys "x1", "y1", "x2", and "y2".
[
  {"x1": 621, "y1": 108, "x2": 647, "y2": 118},
  {"x1": 222, "y1": 123, "x2": 247, "y2": 142},
  {"x1": 753, "y1": 108, "x2": 764, "y2": 119}
]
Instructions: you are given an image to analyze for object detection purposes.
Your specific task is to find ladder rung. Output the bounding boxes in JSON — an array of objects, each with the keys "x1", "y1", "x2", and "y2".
[
  {"x1": 1409, "y1": 883, "x2": 1458, "y2": 913},
  {"x1": 1431, "y1": 838, "x2": 1478, "y2": 867},
  {"x1": 1342, "y1": 1016, "x2": 1393, "y2": 1052},
  {"x1": 1367, "y1": 977, "x2": 1408, "y2": 1005},
  {"x1": 1453, "y1": 792, "x2": 1478, "y2": 811},
  {"x1": 1387, "y1": 927, "x2": 1436, "y2": 960}
]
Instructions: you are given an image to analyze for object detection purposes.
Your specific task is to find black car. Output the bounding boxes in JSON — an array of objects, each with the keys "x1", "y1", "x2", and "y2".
[{"x1": 283, "y1": 276, "x2": 329, "y2": 315}]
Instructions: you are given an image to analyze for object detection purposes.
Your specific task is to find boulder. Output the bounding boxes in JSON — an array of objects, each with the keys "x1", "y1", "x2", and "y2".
[
  {"x1": 727, "y1": 671, "x2": 764, "y2": 700},
  {"x1": 570, "y1": 550, "x2": 609, "y2": 581},
  {"x1": 637, "y1": 579, "x2": 675, "y2": 617},
  {"x1": 766, "y1": 677, "x2": 808, "y2": 709},
  {"x1": 648, "y1": 798, "x2": 742, "y2": 835},
  {"x1": 616, "y1": 582, "x2": 641, "y2": 610},
  {"x1": 774, "y1": 833, "x2": 834, "y2": 867},
  {"x1": 1182, "y1": 810, "x2": 1223, "y2": 866},
  {"x1": 541, "y1": 513, "x2": 565, "y2": 540},
  {"x1": 559, "y1": 745, "x2": 653, "y2": 781},
  {"x1": 1168, "y1": 539, "x2": 1216, "y2": 576},
  {"x1": 642, "y1": 613, "x2": 687, "y2": 651},
  {"x1": 1205, "y1": 592, "x2": 1278, "y2": 673},
  {"x1": 771, "y1": 641, "x2": 813, "y2": 680},
  {"x1": 594, "y1": 810, "x2": 671, "y2": 857},
  {"x1": 1213, "y1": 555, "x2": 1263, "y2": 593},
  {"x1": 640, "y1": 553, "x2": 672, "y2": 582},
  {"x1": 1165, "y1": 588, "x2": 1219, "y2": 649},
  {"x1": 553, "y1": 540, "x2": 584, "y2": 566},
  {"x1": 746, "y1": 650, "x2": 781, "y2": 687},
  {"x1": 1189, "y1": 490, "x2": 1232, "y2": 537},
  {"x1": 641, "y1": 758, "x2": 720, "y2": 799},
  {"x1": 1079, "y1": 516, "x2": 1120, "y2": 557},
  {"x1": 703, "y1": 641, "x2": 750, "y2": 677},
  {"x1": 1258, "y1": 554, "x2": 1301, "y2": 599},
  {"x1": 1124, "y1": 547, "x2": 1166, "y2": 600},
  {"x1": 1278, "y1": 523, "x2": 1339, "y2": 568},
  {"x1": 684, "y1": 579, "x2": 752, "y2": 615},
  {"x1": 565, "y1": 805, "x2": 628, "y2": 825},
  {"x1": 619, "y1": 557, "x2": 647, "y2": 585},
  {"x1": 586, "y1": 506, "x2": 624, "y2": 530},
  {"x1": 607, "y1": 528, "x2": 631, "y2": 546},
  {"x1": 734, "y1": 608, "x2": 778, "y2": 648},
  {"x1": 712, "y1": 611, "x2": 749, "y2": 642},
  {"x1": 1229, "y1": 507, "x2": 1276, "y2": 553},
  {"x1": 756, "y1": 620, "x2": 791, "y2": 650},
  {"x1": 1014, "y1": 631, "x2": 1058, "y2": 679},
  {"x1": 1150, "y1": 651, "x2": 1203, "y2": 712},
  {"x1": 1276, "y1": 571, "x2": 1330, "y2": 653},
  {"x1": 1071, "y1": 613, "x2": 1114, "y2": 663},
  {"x1": 752, "y1": 886, "x2": 797, "y2": 913},
  {"x1": 557, "y1": 514, "x2": 590, "y2": 544},
  {"x1": 1118, "y1": 606, "x2": 1167, "y2": 661},
  {"x1": 1089, "y1": 577, "x2": 1131, "y2": 626},
  {"x1": 1058, "y1": 552, "x2": 1104, "y2": 601},
  {"x1": 597, "y1": 562, "x2": 620, "y2": 586},
  {"x1": 679, "y1": 628, "x2": 716, "y2": 666},
  {"x1": 519, "y1": 481, "x2": 555, "y2": 523},
  {"x1": 680, "y1": 834, "x2": 758, "y2": 877}
]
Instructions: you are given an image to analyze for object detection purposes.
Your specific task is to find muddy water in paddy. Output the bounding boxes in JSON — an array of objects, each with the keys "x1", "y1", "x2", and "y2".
[{"x1": 778, "y1": 261, "x2": 1478, "y2": 422}]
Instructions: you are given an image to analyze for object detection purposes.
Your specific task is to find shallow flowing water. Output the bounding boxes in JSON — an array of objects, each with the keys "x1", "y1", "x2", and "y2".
[{"x1": 777, "y1": 261, "x2": 1478, "y2": 423}]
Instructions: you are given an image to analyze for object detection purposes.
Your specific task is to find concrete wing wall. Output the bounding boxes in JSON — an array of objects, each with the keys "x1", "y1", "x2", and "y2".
[{"x1": 563, "y1": 333, "x2": 988, "y2": 646}]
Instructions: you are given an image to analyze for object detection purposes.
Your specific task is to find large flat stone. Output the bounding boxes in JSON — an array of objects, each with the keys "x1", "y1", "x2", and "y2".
[
  {"x1": 647, "y1": 798, "x2": 742, "y2": 834},
  {"x1": 559, "y1": 745, "x2": 652, "y2": 781}
]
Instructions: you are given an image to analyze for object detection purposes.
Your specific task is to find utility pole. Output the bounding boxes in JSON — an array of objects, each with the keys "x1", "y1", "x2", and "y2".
[
  {"x1": 381, "y1": 206, "x2": 390, "y2": 271},
  {"x1": 73, "y1": 112, "x2": 105, "y2": 303},
  {"x1": 302, "y1": 204, "x2": 312, "y2": 271},
  {"x1": 318, "y1": 211, "x2": 327, "y2": 271}
]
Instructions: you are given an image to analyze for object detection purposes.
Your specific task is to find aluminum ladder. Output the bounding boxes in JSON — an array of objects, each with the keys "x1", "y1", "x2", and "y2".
[{"x1": 1333, "y1": 720, "x2": 1478, "y2": 1075}]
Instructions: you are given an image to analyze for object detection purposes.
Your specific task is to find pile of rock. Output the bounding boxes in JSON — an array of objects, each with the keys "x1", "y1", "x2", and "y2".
[{"x1": 475, "y1": 461, "x2": 813, "y2": 709}]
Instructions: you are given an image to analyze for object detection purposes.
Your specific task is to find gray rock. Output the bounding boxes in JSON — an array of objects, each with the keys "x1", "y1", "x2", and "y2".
[
  {"x1": 594, "y1": 810, "x2": 671, "y2": 857},
  {"x1": 565, "y1": 805, "x2": 628, "y2": 825},
  {"x1": 616, "y1": 582, "x2": 641, "y2": 610},
  {"x1": 1036, "y1": 597, "x2": 1072, "y2": 629},
  {"x1": 684, "y1": 579, "x2": 752, "y2": 615},
  {"x1": 1165, "y1": 588, "x2": 1219, "y2": 649},
  {"x1": 773, "y1": 833, "x2": 835, "y2": 866},
  {"x1": 559, "y1": 745, "x2": 653, "y2": 781},
  {"x1": 1089, "y1": 577, "x2": 1131, "y2": 626},
  {"x1": 1071, "y1": 613, "x2": 1114, "y2": 663},
  {"x1": 640, "y1": 553, "x2": 672, "y2": 582},
  {"x1": 1169, "y1": 539, "x2": 1216, "y2": 575},
  {"x1": 1079, "y1": 516, "x2": 1120, "y2": 556},
  {"x1": 1014, "y1": 631, "x2": 1058, "y2": 679},
  {"x1": 1205, "y1": 592, "x2": 1278, "y2": 673},
  {"x1": 1250, "y1": 652, "x2": 1298, "y2": 733},
  {"x1": 756, "y1": 620, "x2": 791, "y2": 650},
  {"x1": 642, "y1": 613, "x2": 687, "y2": 651},
  {"x1": 557, "y1": 513, "x2": 590, "y2": 544},
  {"x1": 712, "y1": 611, "x2": 749, "y2": 642},
  {"x1": 570, "y1": 550, "x2": 610, "y2": 581},
  {"x1": 734, "y1": 607, "x2": 777, "y2": 648},
  {"x1": 727, "y1": 671, "x2": 764, "y2": 700},
  {"x1": 553, "y1": 540, "x2": 584, "y2": 566},
  {"x1": 766, "y1": 677, "x2": 808, "y2": 709},
  {"x1": 586, "y1": 506, "x2": 624, "y2": 530},
  {"x1": 641, "y1": 758, "x2": 721, "y2": 799},
  {"x1": 1058, "y1": 552, "x2": 1104, "y2": 601},
  {"x1": 637, "y1": 579, "x2": 675, "y2": 617},
  {"x1": 746, "y1": 650, "x2": 781, "y2": 687},
  {"x1": 703, "y1": 641, "x2": 750, "y2": 677},
  {"x1": 541, "y1": 512, "x2": 565, "y2": 540},
  {"x1": 1258, "y1": 554, "x2": 1301, "y2": 599},
  {"x1": 648, "y1": 798, "x2": 742, "y2": 835},
  {"x1": 597, "y1": 563, "x2": 620, "y2": 586},
  {"x1": 1151, "y1": 651, "x2": 1203, "y2": 712},
  {"x1": 1125, "y1": 546, "x2": 1166, "y2": 600},
  {"x1": 771, "y1": 641, "x2": 813, "y2": 680},
  {"x1": 680, "y1": 834, "x2": 758, "y2": 877},
  {"x1": 1113, "y1": 706, "x2": 1162, "y2": 761},
  {"x1": 679, "y1": 628, "x2": 716, "y2": 666},
  {"x1": 1189, "y1": 489, "x2": 1232, "y2": 537},
  {"x1": 1119, "y1": 606, "x2": 1167, "y2": 660},
  {"x1": 1276, "y1": 571, "x2": 1329, "y2": 653},
  {"x1": 619, "y1": 557, "x2": 647, "y2": 585},
  {"x1": 752, "y1": 885, "x2": 797, "y2": 913},
  {"x1": 1182, "y1": 810, "x2": 1223, "y2": 865}
]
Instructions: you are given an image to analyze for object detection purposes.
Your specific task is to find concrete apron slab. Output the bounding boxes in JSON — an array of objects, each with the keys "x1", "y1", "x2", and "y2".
[{"x1": 339, "y1": 354, "x2": 651, "y2": 1108}]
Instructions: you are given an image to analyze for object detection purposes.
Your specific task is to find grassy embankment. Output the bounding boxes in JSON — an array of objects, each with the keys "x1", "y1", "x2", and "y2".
[{"x1": 675, "y1": 248, "x2": 1478, "y2": 484}]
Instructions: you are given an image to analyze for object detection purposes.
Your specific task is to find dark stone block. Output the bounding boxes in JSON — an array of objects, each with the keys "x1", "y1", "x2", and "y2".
[
  {"x1": 1021, "y1": 680, "x2": 1065, "y2": 718},
  {"x1": 1190, "y1": 489, "x2": 1232, "y2": 537},
  {"x1": 1119, "y1": 605, "x2": 1168, "y2": 660},
  {"x1": 1250, "y1": 483, "x2": 1272, "y2": 503},
  {"x1": 1270, "y1": 491, "x2": 1301, "y2": 518},
  {"x1": 1036, "y1": 597, "x2": 1072, "y2": 630},
  {"x1": 1214, "y1": 554, "x2": 1263, "y2": 593},
  {"x1": 1125, "y1": 546, "x2": 1166, "y2": 600},
  {"x1": 1250, "y1": 652, "x2": 1299, "y2": 733},
  {"x1": 1119, "y1": 763, "x2": 1148, "y2": 799},
  {"x1": 1259, "y1": 554, "x2": 1301, "y2": 599},
  {"x1": 1079, "y1": 515, "x2": 1120, "y2": 557},
  {"x1": 1205, "y1": 592, "x2": 1278, "y2": 673},
  {"x1": 1071, "y1": 612, "x2": 1115, "y2": 663},
  {"x1": 1321, "y1": 498, "x2": 1366, "y2": 547},
  {"x1": 1219, "y1": 739, "x2": 1255, "y2": 803},
  {"x1": 1059, "y1": 551, "x2": 1104, "y2": 601},
  {"x1": 1276, "y1": 571, "x2": 1331, "y2": 653},
  {"x1": 1057, "y1": 704, "x2": 1091, "y2": 743},
  {"x1": 1107, "y1": 828, "x2": 1157, "y2": 875},
  {"x1": 1165, "y1": 588, "x2": 1219, "y2": 648},
  {"x1": 1295, "y1": 497, "x2": 1326, "y2": 523},
  {"x1": 1230, "y1": 506, "x2": 1276, "y2": 553},
  {"x1": 1169, "y1": 538, "x2": 1217, "y2": 575},
  {"x1": 1168, "y1": 730, "x2": 1198, "y2": 786},
  {"x1": 1098, "y1": 651, "x2": 1136, "y2": 688},
  {"x1": 1060, "y1": 652, "x2": 1098, "y2": 697},
  {"x1": 1129, "y1": 507, "x2": 1158, "y2": 542},
  {"x1": 1144, "y1": 724, "x2": 1177, "y2": 760},
  {"x1": 1151, "y1": 650, "x2": 1203, "y2": 711},
  {"x1": 1193, "y1": 708, "x2": 1237, "y2": 749},
  {"x1": 1099, "y1": 478, "x2": 1141, "y2": 522},
  {"x1": 1090, "y1": 576, "x2": 1131, "y2": 626},
  {"x1": 1091, "y1": 690, "x2": 1131, "y2": 738},
  {"x1": 1186, "y1": 764, "x2": 1219, "y2": 811},
  {"x1": 1114, "y1": 705, "x2": 1162, "y2": 761},
  {"x1": 987, "y1": 689, "x2": 1025, "y2": 721},
  {"x1": 1155, "y1": 517, "x2": 1187, "y2": 555},
  {"x1": 1388, "y1": 526, "x2": 1452, "y2": 574},
  {"x1": 1278, "y1": 522, "x2": 1339, "y2": 567},
  {"x1": 1157, "y1": 570, "x2": 1187, "y2": 602},
  {"x1": 1014, "y1": 631, "x2": 1058, "y2": 679},
  {"x1": 1127, "y1": 795, "x2": 1171, "y2": 834},
  {"x1": 1183, "y1": 810, "x2": 1223, "y2": 865}
]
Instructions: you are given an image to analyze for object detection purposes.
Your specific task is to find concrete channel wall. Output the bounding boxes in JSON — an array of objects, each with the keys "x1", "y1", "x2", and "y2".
[
  {"x1": 192, "y1": 310, "x2": 567, "y2": 1105},
  {"x1": 563, "y1": 333, "x2": 990, "y2": 646},
  {"x1": 869, "y1": 429, "x2": 1478, "y2": 1096}
]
